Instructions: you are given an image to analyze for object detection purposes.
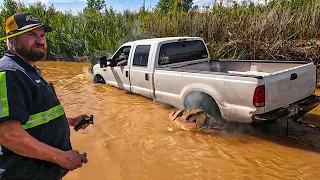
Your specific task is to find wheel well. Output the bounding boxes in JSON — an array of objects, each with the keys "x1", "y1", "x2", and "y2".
[
  {"x1": 183, "y1": 91, "x2": 222, "y2": 117},
  {"x1": 93, "y1": 74, "x2": 106, "y2": 84},
  {"x1": 94, "y1": 74, "x2": 103, "y2": 78}
]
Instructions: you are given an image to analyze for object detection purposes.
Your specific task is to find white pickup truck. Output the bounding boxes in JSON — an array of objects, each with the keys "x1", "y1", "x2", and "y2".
[{"x1": 92, "y1": 37, "x2": 320, "y2": 123}]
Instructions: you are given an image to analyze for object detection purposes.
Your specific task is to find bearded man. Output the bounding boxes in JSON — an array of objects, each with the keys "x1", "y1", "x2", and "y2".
[{"x1": 0, "y1": 12, "x2": 88, "y2": 180}]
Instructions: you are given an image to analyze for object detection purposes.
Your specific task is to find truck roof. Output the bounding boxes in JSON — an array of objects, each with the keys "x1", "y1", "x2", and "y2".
[{"x1": 122, "y1": 37, "x2": 203, "y2": 46}]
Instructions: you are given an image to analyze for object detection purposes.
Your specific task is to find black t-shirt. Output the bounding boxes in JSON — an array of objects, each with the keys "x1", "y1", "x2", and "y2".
[{"x1": 0, "y1": 51, "x2": 72, "y2": 180}]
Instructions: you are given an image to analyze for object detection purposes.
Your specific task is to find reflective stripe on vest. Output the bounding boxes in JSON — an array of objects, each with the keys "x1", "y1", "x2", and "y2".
[
  {"x1": 22, "y1": 105, "x2": 65, "y2": 130},
  {"x1": 0, "y1": 72, "x2": 9, "y2": 118}
]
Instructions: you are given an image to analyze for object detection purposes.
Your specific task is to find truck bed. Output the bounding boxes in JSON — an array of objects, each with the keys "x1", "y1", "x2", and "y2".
[
  {"x1": 158, "y1": 59, "x2": 316, "y2": 114},
  {"x1": 162, "y1": 60, "x2": 311, "y2": 77}
]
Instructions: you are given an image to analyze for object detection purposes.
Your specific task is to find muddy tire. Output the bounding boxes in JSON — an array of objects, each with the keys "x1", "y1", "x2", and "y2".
[
  {"x1": 93, "y1": 75, "x2": 106, "y2": 84},
  {"x1": 169, "y1": 109, "x2": 227, "y2": 131}
]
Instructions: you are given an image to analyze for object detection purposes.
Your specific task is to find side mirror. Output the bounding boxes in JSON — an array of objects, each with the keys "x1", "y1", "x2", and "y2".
[
  {"x1": 99, "y1": 56, "x2": 107, "y2": 68},
  {"x1": 107, "y1": 58, "x2": 117, "y2": 67},
  {"x1": 99, "y1": 56, "x2": 117, "y2": 67}
]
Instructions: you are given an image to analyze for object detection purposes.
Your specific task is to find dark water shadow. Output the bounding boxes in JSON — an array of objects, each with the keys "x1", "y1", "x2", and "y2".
[
  {"x1": 215, "y1": 113, "x2": 320, "y2": 154},
  {"x1": 163, "y1": 100, "x2": 320, "y2": 154}
]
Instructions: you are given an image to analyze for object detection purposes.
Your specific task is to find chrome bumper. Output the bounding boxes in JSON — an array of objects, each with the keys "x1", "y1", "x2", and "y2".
[{"x1": 252, "y1": 95, "x2": 320, "y2": 122}]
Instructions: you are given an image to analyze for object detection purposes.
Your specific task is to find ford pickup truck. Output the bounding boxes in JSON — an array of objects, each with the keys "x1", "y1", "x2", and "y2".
[{"x1": 92, "y1": 37, "x2": 320, "y2": 123}]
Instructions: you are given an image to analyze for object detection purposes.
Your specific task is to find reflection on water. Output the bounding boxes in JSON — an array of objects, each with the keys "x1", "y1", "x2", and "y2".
[{"x1": 37, "y1": 61, "x2": 320, "y2": 180}]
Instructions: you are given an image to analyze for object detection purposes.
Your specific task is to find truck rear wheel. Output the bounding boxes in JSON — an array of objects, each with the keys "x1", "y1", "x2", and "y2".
[{"x1": 184, "y1": 92, "x2": 224, "y2": 123}]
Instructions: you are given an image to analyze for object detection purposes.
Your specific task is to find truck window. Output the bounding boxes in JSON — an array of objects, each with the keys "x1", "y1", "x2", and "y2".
[
  {"x1": 158, "y1": 40, "x2": 208, "y2": 65},
  {"x1": 114, "y1": 46, "x2": 131, "y2": 63},
  {"x1": 133, "y1": 45, "x2": 151, "y2": 67}
]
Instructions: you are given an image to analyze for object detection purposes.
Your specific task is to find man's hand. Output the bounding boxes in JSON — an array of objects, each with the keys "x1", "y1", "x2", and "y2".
[
  {"x1": 67, "y1": 115, "x2": 90, "y2": 130},
  {"x1": 55, "y1": 150, "x2": 88, "y2": 171},
  {"x1": 0, "y1": 121, "x2": 87, "y2": 169}
]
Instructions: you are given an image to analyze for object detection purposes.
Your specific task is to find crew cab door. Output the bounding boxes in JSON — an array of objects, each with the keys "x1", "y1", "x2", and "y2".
[
  {"x1": 129, "y1": 44, "x2": 154, "y2": 99},
  {"x1": 106, "y1": 46, "x2": 131, "y2": 91}
]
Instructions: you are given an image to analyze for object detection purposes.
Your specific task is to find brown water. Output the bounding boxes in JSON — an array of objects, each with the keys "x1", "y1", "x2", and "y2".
[{"x1": 38, "y1": 61, "x2": 320, "y2": 180}]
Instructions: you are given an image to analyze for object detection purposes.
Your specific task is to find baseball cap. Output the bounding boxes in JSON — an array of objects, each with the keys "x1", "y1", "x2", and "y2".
[{"x1": 5, "y1": 12, "x2": 52, "y2": 34}]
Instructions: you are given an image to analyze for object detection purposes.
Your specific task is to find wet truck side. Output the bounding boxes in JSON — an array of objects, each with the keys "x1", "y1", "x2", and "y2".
[{"x1": 92, "y1": 37, "x2": 320, "y2": 123}]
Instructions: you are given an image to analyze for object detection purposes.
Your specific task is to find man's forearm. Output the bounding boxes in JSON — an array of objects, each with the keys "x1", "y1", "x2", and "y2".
[{"x1": 0, "y1": 120, "x2": 63, "y2": 164}]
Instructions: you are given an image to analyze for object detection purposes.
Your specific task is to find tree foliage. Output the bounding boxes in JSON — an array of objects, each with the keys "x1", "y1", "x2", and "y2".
[
  {"x1": 156, "y1": 0, "x2": 193, "y2": 13},
  {"x1": 1, "y1": 0, "x2": 17, "y2": 17},
  {"x1": 86, "y1": 0, "x2": 106, "y2": 11},
  {"x1": 0, "y1": 0, "x2": 319, "y2": 62}
]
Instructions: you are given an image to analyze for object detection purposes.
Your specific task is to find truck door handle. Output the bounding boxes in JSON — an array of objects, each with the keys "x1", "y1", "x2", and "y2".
[
  {"x1": 125, "y1": 71, "x2": 128, "y2": 77},
  {"x1": 145, "y1": 73, "x2": 149, "y2": 81},
  {"x1": 290, "y1": 73, "x2": 297, "y2": 80}
]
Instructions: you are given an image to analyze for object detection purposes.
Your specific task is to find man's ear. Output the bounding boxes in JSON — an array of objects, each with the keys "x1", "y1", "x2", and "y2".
[
  {"x1": 6, "y1": 32, "x2": 13, "y2": 43},
  {"x1": 6, "y1": 32, "x2": 13, "y2": 36},
  {"x1": 6, "y1": 32, "x2": 17, "y2": 50}
]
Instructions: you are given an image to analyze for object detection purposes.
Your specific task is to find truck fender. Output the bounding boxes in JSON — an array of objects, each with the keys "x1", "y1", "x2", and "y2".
[{"x1": 181, "y1": 84, "x2": 224, "y2": 121}]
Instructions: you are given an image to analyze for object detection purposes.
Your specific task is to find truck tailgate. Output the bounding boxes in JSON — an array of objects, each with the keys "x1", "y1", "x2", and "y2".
[{"x1": 264, "y1": 63, "x2": 316, "y2": 112}]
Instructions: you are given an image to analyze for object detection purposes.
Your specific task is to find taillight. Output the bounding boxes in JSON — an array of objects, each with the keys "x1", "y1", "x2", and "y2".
[{"x1": 253, "y1": 85, "x2": 265, "y2": 107}]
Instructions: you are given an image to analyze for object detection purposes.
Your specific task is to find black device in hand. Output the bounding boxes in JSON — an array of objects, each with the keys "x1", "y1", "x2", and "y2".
[
  {"x1": 81, "y1": 152, "x2": 87, "y2": 158},
  {"x1": 74, "y1": 115, "x2": 94, "y2": 131}
]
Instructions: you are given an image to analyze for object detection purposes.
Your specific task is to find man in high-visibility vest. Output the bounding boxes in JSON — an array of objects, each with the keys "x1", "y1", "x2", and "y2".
[{"x1": 0, "y1": 12, "x2": 88, "y2": 180}]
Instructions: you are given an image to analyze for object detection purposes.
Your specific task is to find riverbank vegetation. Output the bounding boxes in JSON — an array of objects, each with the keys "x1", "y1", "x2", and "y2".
[{"x1": 0, "y1": 0, "x2": 319, "y2": 63}]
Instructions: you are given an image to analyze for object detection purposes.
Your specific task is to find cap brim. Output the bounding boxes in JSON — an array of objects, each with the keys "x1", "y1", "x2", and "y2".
[{"x1": 16, "y1": 23, "x2": 53, "y2": 33}]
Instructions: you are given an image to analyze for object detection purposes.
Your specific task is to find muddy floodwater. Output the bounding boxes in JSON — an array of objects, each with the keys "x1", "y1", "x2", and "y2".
[{"x1": 37, "y1": 61, "x2": 320, "y2": 180}]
